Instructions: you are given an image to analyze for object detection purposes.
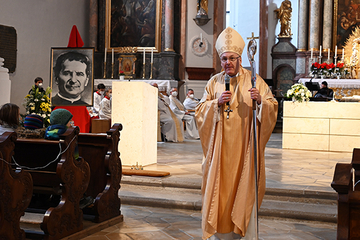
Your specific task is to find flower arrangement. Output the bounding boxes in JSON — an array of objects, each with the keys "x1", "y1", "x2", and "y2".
[
  {"x1": 23, "y1": 86, "x2": 52, "y2": 127},
  {"x1": 284, "y1": 83, "x2": 312, "y2": 102},
  {"x1": 119, "y1": 70, "x2": 125, "y2": 76},
  {"x1": 311, "y1": 62, "x2": 348, "y2": 78}
]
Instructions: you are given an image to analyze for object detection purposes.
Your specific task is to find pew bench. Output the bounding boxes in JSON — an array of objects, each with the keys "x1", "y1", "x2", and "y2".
[
  {"x1": 78, "y1": 123, "x2": 123, "y2": 222},
  {"x1": 0, "y1": 132, "x2": 33, "y2": 240},
  {"x1": 332, "y1": 148, "x2": 360, "y2": 240},
  {"x1": 13, "y1": 126, "x2": 90, "y2": 240}
]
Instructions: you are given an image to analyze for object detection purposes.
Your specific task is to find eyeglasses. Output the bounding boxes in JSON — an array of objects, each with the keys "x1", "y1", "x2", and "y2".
[{"x1": 220, "y1": 56, "x2": 240, "y2": 63}]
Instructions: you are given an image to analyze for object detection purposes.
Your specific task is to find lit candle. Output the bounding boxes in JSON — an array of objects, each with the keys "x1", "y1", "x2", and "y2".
[
  {"x1": 151, "y1": 48, "x2": 153, "y2": 63},
  {"x1": 319, "y1": 45, "x2": 322, "y2": 57},
  {"x1": 335, "y1": 45, "x2": 337, "y2": 58},
  {"x1": 200, "y1": 33, "x2": 203, "y2": 42},
  {"x1": 143, "y1": 48, "x2": 146, "y2": 64},
  {"x1": 111, "y1": 49, "x2": 114, "y2": 64},
  {"x1": 311, "y1": 48, "x2": 313, "y2": 60},
  {"x1": 104, "y1": 48, "x2": 107, "y2": 63},
  {"x1": 328, "y1": 48, "x2": 330, "y2": 61},
  {"x1": 342, "y1": 48, "x2": 344, "y2": 60}
]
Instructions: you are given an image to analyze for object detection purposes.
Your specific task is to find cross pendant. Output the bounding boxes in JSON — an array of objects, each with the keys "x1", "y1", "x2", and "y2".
[{"x1": 225, "y1": 106, "x2": 233, "y2": 119}]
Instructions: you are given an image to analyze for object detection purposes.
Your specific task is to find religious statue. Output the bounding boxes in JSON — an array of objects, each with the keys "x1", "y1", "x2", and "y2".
[
  {"x1": 274, "y1": 0, "x2": 292, "y2": 37},
  {"x1": 197, "y1": 0, "x2": 208, "y2": 16}
]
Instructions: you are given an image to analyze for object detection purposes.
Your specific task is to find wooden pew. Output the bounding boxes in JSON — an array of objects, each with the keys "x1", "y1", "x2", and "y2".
[
  {"x1": 0, "y1": 132, "x2": 33, "y2": 240},
  {"x1": 77, "y1": 123, "x2": 122, "y2": 222},
  {"x1": 332, "y1": 148, "x2": 360, "y2": 240},
  {"x1": 13, "y1": 126, "x2": 90, "y2": 240}
]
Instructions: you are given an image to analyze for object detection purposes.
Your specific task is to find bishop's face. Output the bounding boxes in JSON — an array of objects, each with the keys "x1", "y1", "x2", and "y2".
[{"x1": 220, "y1": 52, "x2": 241, "y2": 77}]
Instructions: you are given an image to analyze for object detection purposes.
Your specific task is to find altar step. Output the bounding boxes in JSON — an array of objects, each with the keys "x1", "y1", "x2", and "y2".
[{"x1": 119, "y1": 180, "x2": 337, "y2": 223}]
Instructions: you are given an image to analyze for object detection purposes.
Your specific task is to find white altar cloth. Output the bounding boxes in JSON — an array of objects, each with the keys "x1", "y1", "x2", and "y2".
[
  {"x1": 95, "y1": 79, "x2": 178, "y2": 94},
  {"x1": 299, "y1": 78, "x2": 360, "y2": 88}
]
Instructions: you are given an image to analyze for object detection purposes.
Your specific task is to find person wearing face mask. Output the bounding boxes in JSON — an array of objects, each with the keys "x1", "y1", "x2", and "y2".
[
  {"x1": 99, "y1": 88, "x2": 112, "y2": 120},
  {"x1": 169, "y1": 87, "x2": 199, "y2": 139},
  {"x1": 92, "y1": 83, "x2": 106, "y2": 116},
  {"x1": 183, "y1": 89, "x2": 200, "y2": 114},
  {"x1": 29, "y1": 77, "x2": 45, "y2": 94},
  {"x1": 195, "y1": 27, "x2": 278, "y2": 240}
]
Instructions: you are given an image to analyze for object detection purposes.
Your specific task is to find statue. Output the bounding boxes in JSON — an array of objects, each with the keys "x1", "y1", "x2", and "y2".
[
  {"x1": 274, "y1": 0, "x2": 292, "y2": 37},
  {"x1": 197, "y1": 0, "x2": 208, "y2": 16}
]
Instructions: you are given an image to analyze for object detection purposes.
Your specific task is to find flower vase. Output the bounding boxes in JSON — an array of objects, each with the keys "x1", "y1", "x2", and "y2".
[{"x1": 119, "y1": 75, "x2": 125, "y2": 81}]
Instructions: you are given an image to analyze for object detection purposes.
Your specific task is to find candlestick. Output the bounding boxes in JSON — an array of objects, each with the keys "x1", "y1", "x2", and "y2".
[
  {"x1": 143, "y1": 48, "x2": 146, "y2": 65},
  {"x1": 335, "y1": 45, "x2": 337, "y2": 58},
  {"x1": 200, "y1": 33, "x2": 203, "y2": 42},
  {"x1": 111, "y1": 63, "x2": 114, "y2": 78},
  {"x1": 310, "y1": 48, "x2": 313, "y2": 60},
  {"x1": 151, "y1": 48, "x2": 153, "y2": 63},
  {"x1": 328, "y1": 48, "x2": 330, "y2": 61},
  {"x1": 142, "y1": 62, "x2": 146, "y2": 79},
  {"x1": 342, "y1": 48, "x2": 344, "y2": 60},
  {"x1": 319, "y1": 45, "x2": 322, "y2": 58},
  {"x1": 104, "y1": 48, "x2": 107, "y2": 63},
  {"x1": 103, "y1": 62, "x2": 106, "y2": 78},
  {"x1": 112, "y1": 49, "x2": 114, "y2": 64},
  {"x1": 150, "y1": 62, "x2": 153, "y2": 79}
]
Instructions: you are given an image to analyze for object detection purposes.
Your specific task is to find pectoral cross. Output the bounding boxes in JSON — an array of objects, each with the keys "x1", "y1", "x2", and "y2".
[{"x1": 225, "y1": 106, "x2": 233, "y2": 119}]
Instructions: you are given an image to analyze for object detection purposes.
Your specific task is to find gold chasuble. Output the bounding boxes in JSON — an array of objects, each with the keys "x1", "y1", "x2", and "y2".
[{"x1": 195, "y1": 68, "x2": 278, "y2": 239}]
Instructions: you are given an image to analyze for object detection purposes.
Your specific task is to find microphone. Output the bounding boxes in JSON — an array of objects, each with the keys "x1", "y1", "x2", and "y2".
[{"x1": 225, "y1": 74, "x2": 230, "y2": 105}]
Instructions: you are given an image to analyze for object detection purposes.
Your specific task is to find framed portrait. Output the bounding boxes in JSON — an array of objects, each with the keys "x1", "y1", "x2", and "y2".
[
  {"x1": 50, "y1": 47, "x2": 94, "y2": 107},
  {"x1": 105, "y1": 0, "x2": 162, "y2": 53},
  {"x1": 118, "y1": 54, "x2": 137, "y2": 78},
  {"x1": 333, "y1": 0, "x2": 360, "y2": 49}
]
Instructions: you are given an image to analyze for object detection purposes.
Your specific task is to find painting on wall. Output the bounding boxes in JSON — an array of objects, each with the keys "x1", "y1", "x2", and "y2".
[
  {"x1": 334, "y1": 0, "x2": 360, "y2": 48},
  {"x1": 105, "y1": 0, "x2": 162, "y2": 52},
  {"x1": 118, "y1": 54, "x2": 137, "y2": 79},
  {"x1": 50, "y1": 48, "x2": 94, "y2": 106}
]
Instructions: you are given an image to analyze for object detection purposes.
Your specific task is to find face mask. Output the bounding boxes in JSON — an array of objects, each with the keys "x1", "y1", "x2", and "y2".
[
  {"x1": 100, "y1": 91, "x2": 105, "y2": 95},
  {"x1": 172, "y1": 91, "x2": 178, "y2": 97},
  {"x1": 109, "y1": 94, "x2": 112, "y2": 98},
  {"x1": 189, "y1": 94, "x2": 194, "y2": 99},
  {"x1": 38, "y1": 83, "x2": 43, "y2": 87}
]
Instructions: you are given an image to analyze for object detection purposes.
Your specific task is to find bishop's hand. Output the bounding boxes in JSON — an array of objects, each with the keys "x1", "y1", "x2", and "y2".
[{"x1": 218, "y1": 91, "x2": 232, "y2": 106}]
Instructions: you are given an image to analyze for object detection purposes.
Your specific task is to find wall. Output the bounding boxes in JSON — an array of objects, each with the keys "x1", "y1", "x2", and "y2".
[{"x1": 0, "y1": 0, "x2": 89, "y2": 112}]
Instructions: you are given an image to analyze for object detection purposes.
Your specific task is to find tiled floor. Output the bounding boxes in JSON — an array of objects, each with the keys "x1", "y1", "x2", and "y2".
[{"x1": 82, "y1": 133, "x2": 347, "y2": 239}]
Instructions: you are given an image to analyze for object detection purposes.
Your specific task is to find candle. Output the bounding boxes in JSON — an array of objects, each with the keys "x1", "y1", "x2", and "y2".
[
  {"x1": 328, "y1": 48, "x2": 330, "y2": 60},
  {"x1": 319, "y1": 45, "x2": 322, "y2": 57},
  {"x1": 104, "y1": 48, "x2": 107, "y2": 62},
  {"x1": 112, "y1": 49, "x2": 114, "y2": 64},
  {"x1": 200, "y1": 33, "x2": 203, "y2": 42},
  {"x1": 335, "y1": 45, "x2": 337, "y2": 58},
  {"x1": 151, "y1": 48, "x2": 153, "y2": 63},
  {"x1": 342, "y1": 48, "x2": 344, "y2": 60},
  {"x1": 143, "y1": 48, "x2": 146, "y2": 64},
  {"x1": 311, "y1": 48, "x2": 313, "y2": 60}
]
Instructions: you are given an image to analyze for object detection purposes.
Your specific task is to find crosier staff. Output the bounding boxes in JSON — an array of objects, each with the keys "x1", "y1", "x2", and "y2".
[{"x1": 247, "y1": 32, "x2": 259, "y2": 240}]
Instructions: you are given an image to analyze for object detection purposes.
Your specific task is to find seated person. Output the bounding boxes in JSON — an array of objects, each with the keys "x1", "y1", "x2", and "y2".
[
  {"x1": 314, "y1": 81, "x2": 333, "y2": 99},
  {"x1": 169, "y1": 88, "x2": 199, "y2": 140},
  {"x1": 99, "y1": 88, "x2": 112, "y2": 120},
  {"x1": 29, "y1": 77, "x2": 45, "y2": 94},
  {"x1": 183, "y1": 89, "x2": 200, "y2": 114},
  {"x1": 91, "y1": 83, "x2": 105, "y2": 116},
  {"x1": 0, "y1": 103, "x2": 20, "y2": 135}
]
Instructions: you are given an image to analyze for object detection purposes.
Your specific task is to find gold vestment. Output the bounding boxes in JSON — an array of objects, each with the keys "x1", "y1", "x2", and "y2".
[{"x1": 195, "y1": 68, "x2": 278, "y2": 239}]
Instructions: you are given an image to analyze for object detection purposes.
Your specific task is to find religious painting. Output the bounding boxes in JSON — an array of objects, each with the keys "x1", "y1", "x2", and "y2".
[
  {"x1": 333, "y1": 0, "x2": 360, "y2": 49},
  {"x1": 105, "y1": 0, "x2": 162, "y2": 53},
  {"x1": 50, "y1": 48, "x2": 94, "y2": 107},
  {"x1": 118, "y1": 54, "x2": 137, "y2": 79}
]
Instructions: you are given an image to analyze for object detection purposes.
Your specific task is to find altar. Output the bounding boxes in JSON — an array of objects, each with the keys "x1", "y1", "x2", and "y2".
[
  {"x1": 299, "y1": 78, "x2": 360, "y2": 99},
  {"x1": 95, "y1": 79, "x2": 178, "y2": 94}
]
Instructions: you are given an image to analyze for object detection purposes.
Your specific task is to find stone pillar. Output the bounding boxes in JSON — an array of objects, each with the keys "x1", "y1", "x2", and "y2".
[
  {"x1": 297, "y1": 0, "x2": 308, "y2": 51},
  {"x1": 0, "y1": 58, "x2": 11, "y2": 105},
  {"x1": 89, "y1": 0, "x2": 98, "y2": 49},
  {"x1": 309, "y1": 0, "x2": 321, "y2": 50},
  {"x1": 322, "y1": 0, "x2": 333, "y2": 51},
  {"x1": 164, "y1": 0, "x2": 175, "y2": 52}
]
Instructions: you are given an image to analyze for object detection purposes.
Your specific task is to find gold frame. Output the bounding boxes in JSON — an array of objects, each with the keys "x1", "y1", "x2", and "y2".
[
  {"x1": 105, "y1": 0, "x2": 162, "y2": 53},
  {"x1": 118, "y1": 54, "x2": 137, "y2": 79}
]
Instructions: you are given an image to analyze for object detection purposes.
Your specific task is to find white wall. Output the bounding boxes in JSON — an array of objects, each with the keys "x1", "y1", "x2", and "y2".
[{"x1": 0, "y1": 0, "x2": 89, "y2": 112}]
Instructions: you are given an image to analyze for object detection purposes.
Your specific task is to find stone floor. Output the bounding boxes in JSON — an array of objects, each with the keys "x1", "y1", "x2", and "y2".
[{"x1": 81, "y1": 133, "x2": 349, "y2": 240}]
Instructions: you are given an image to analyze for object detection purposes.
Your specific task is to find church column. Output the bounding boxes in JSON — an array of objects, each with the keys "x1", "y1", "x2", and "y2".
[
  {"x1": 164, "y1": 0, "x2": 175, "y2": 52},
  {"x1": 322, "y1": 0, "x2": 333, "y2": 53},
  {"x1": 308, "y1": 0, "x2": 321, "y2": 50},
  {"x1": 298, "y1": 0, "x2": 308, "y2": 51},
  {"x1": 89, "y1": 0, "x2": 98, "y2": 49}
]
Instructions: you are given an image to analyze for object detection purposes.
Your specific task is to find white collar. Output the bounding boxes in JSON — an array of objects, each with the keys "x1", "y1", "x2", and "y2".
[{"x1": 57, "y1": 93, "x2": 81, "y2": 103}]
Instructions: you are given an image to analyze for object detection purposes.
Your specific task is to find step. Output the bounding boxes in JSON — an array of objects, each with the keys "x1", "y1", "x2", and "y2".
[{"x1": 119, "y1": 183, "x2": 338, "y2": 223}]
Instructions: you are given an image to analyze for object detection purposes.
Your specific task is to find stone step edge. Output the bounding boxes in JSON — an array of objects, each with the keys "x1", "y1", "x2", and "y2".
[
  {"x1": 121, "y1": 196, "x2": 337, "y2": 223},
  {"x1": 121, "y1": 179, "x2": 338, "y2": 200}
]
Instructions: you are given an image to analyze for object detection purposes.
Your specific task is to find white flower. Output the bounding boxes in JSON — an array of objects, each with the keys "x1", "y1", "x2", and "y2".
[
  {"x1": 34, "y1": 99, "x2": 39, "y2": 102},
  {"x1": 42, "y1": 114, "x2": 46, "y2": 118}
]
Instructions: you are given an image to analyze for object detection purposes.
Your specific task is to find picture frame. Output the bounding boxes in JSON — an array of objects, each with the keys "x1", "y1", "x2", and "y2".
[
  {"x1": 333, "y1": 0, "x2": 360, "y2": 49},
  {"x1": 105, "y1": 0, "x2": 162, "y2": 53},
  {"x1": 118, "y1": 54, "x2": 137, "y2": 79},
  {"x1": 50, "y1": 47, "x2": 94, "y2": 107}
]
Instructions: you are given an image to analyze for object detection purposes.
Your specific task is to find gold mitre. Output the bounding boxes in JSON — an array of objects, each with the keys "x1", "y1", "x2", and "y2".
[{"x1": 215, "y1": 27, "x2": 245, "y2": 57}]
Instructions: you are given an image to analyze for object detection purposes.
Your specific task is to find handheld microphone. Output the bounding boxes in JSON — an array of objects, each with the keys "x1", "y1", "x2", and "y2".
[{"x1": 225, "y1": 74, "x2": 230, "y2": 105}]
